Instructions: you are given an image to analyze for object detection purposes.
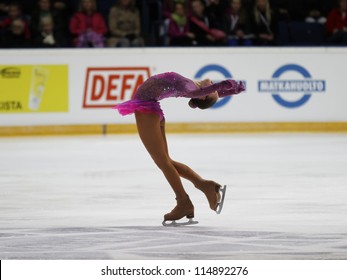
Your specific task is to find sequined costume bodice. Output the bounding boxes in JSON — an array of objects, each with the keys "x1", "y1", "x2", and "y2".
[{"x1": 133, "y1": 72, "x2": 198, "y2": 101}]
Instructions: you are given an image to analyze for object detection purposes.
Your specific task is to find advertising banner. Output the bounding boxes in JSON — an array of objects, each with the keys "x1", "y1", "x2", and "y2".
[{"x1": 0, "y1": 65, "x2": 68, "y2": 114}]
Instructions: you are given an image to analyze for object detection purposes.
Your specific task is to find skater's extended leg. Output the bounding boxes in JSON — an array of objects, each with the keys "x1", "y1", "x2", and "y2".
[
  {"x1": 135, "y1": 112, "x2": 194, "y2": 222},
  {"x1": 135, "y1": 112, "x2": 187, "y2": 200}
]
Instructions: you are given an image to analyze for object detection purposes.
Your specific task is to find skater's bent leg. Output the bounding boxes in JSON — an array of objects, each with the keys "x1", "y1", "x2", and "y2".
[
  {"x1": 158, "y1": 119, "x2": 220, "y2": 211},
  {"x1": 172, "y1": 160, "x2": 204, "y2": 186},
  {"x1": 160, "y1": 121, "x2": 204, "y2": 186},
  {"x1": 135, "y1": 112, "x2": 188, "y2": 200}
]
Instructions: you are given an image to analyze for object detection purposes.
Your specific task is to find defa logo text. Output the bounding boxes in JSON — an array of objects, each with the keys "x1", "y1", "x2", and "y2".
[{"x1": 83, "y1": 67, "x2": 150, "y2": 108}]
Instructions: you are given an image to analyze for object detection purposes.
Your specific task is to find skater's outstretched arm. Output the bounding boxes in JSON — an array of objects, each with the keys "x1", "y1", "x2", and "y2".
[{"x1": 185, "y1": 80, "x2": 244, "y2": 98}]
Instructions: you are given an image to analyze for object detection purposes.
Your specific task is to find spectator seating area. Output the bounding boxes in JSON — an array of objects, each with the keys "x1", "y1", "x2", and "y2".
[{"x1": 0, "y1": 0, "x2": 346, "y2": 48}]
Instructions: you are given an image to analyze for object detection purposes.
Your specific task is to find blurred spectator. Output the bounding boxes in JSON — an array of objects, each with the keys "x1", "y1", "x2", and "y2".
[
  {"x1": 168, "y1": 1, "x2": 195, "y2": 46},
  {"x1": 53, "y1": 0, "x2": 74, "y2": 15},
  {"x1": 225, "y1": 0, "x2": 253, "y2": 46},
  {"x1": 304, "y1": 0, "x2": 327, "y2": 24},
  {"x1": 53, "y1": 1, "x2": 75, "y2": 25},
  {"x1": 0, "y1": 18, "x2": 31, "y2": 48},
  {"x1": 0, "y1": 1, "x2": 8, "y2": 17},
  {"x1": 69, "y1": 0, "x2": 107, "y2": 47},
  {"x1": 31, "y1": 0, "x2": 69, "y2": 39},
  {"x1": 107, "y1": 0, "x2": 144, "y2": 47},
  {"x1": 189, "y1": 0, "x2": 226, "y2": 46},
  {"x1": 326, "y1": 0, "x2": 347, "y2": 45},
  {"x1": 1, "y1": 1, "x2": 41, "y2": 15},
  {"x1": 163, "y1": 0, "x2": 189, "y2": 19},
  {"x1": 0, "y1": 2, "x2": 31, "y2": 39},
  {"x1": 33, "y1": 15, "x2": 67, "y2": 47},
  {"x1": 205, "y1": 0, "x2": 226, "y2": 30},
  {"x1": 252, "y1": 0, "x2": 275, "y2": 46}
]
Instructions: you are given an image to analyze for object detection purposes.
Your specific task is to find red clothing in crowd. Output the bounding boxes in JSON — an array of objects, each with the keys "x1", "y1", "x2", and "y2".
[
  {"x1": 168, "y1": 19, "x2": 190, "y2": 39},
  {"x1": 69, "y1": 12, "x2": 107, "y2": 35},
  {"x1": 326, "y1": 8, "x2": 347, "y2": 35}
]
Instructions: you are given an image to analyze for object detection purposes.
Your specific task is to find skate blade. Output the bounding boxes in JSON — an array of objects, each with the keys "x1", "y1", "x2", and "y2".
[
  {"x1": 216, "y1": 185, "x2": 227, "y2": 214},
  {"x1": 162, "y1": 218, "x2": 199, "y2": 227}
]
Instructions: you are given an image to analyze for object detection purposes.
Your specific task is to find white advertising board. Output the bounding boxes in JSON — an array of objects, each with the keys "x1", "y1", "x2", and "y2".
[{"x1": 0, "y1": 47, "x2": 346, "y2": 126}]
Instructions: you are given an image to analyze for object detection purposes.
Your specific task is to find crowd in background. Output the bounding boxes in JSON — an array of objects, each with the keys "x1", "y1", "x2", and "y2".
[{"x1": 0, "y1": 0, "x2": 346, "y2": 48}]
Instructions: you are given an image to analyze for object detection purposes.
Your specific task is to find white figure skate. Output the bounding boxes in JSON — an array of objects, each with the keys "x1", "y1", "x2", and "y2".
[
  {"x1": 162, "y1": 218, "x2": 199, "y2": 227},
  {"x1": 162, "y1": 196, "x2": 198, "y2": 227},
  {"x1": 216, "y1": 185, "x2": 227, "y2": 214}
]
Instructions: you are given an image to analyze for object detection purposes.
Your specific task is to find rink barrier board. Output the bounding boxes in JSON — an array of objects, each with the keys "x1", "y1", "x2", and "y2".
[
  {"x1": 1, "y1": 48, "x2": 347, "y2": 126},
  {"x1": 1, "y1": 122, "x2": 347, "y2": 136},
  {"x1": 0, "y1": 124, "x2": 104, "y2": 136}
]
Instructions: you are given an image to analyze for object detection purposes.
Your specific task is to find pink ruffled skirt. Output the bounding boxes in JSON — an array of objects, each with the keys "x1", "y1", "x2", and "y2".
[{"x1": 113, "y1": 99, "x2": 164, "y2": 120}]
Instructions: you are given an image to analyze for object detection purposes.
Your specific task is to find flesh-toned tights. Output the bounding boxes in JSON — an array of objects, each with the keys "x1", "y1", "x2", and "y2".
[{"x1": 135, "y1": 111, "x2": 204, "y2": 200}]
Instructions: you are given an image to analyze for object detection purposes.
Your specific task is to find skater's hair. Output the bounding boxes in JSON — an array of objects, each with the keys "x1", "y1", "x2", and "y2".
[{"x1": 189, "y1": 94, "x2": 217, "y2": 109}]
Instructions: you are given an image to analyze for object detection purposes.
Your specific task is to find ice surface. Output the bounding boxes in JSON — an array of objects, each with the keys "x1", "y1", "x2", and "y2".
[{"x1": 0, "y1": 133, "x2": 346, "y2": 259}]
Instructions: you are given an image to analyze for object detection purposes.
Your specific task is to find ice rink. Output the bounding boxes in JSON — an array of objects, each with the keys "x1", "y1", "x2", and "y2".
[{"x1": 0, "y1": 133, "x2": 346, "y2": 260}]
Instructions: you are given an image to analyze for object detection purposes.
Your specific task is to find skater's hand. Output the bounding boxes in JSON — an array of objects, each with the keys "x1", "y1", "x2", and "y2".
[
  {"x1": 220, "y1": 80, "x2": 236, "y2": 90},
  {"x1": 218, "y1": 80, "x2": 245, "y2": 97}
]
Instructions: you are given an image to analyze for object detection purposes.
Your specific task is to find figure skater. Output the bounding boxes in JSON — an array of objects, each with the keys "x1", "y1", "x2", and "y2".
[{"x1": 113, "y1": 72, "x2": 244, "y2": 226}]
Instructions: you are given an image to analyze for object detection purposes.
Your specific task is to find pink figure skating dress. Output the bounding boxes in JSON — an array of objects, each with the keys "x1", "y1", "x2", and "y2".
[{"x1": 113, "y1": 72, "x2": 244, "y2": 120}]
